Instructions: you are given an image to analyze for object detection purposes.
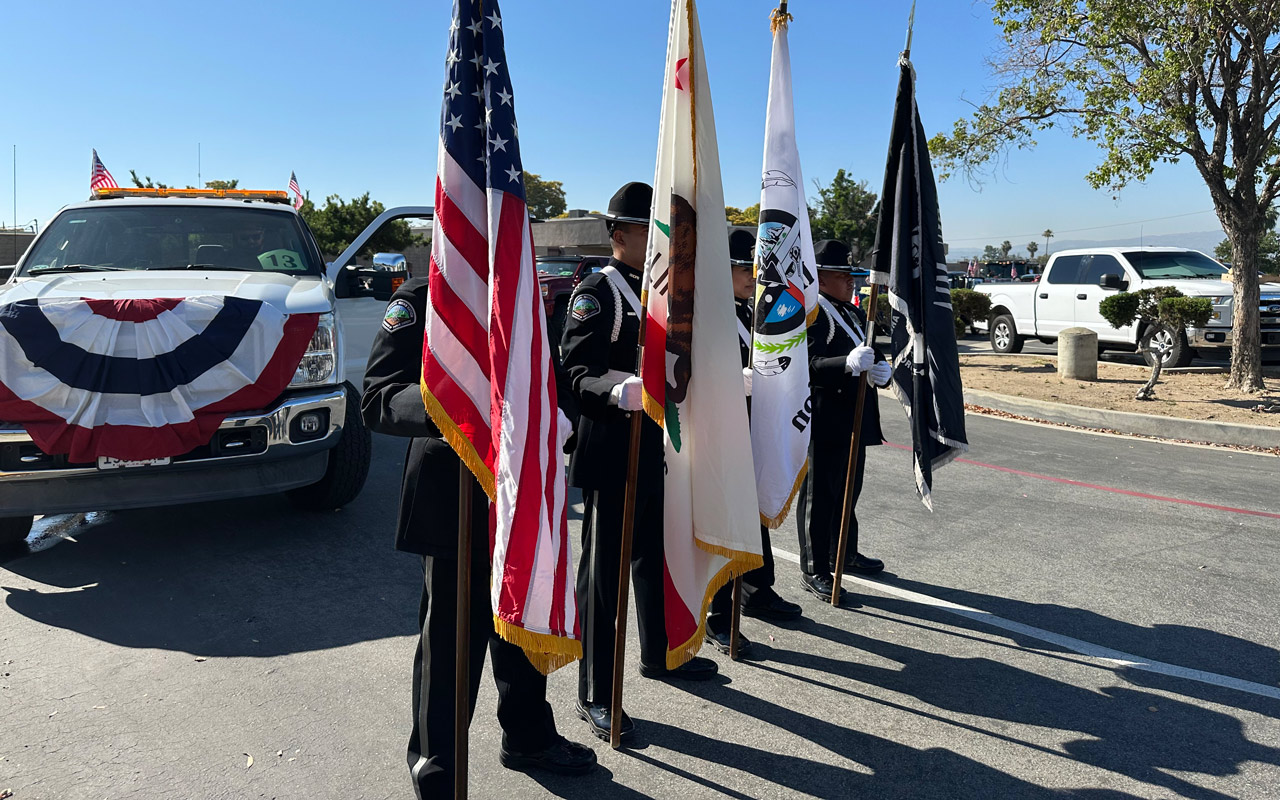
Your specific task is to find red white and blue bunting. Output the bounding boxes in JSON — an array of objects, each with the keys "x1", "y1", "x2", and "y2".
[{"x1": 0, "y1": 296, "x2": 319, "y2": 462}]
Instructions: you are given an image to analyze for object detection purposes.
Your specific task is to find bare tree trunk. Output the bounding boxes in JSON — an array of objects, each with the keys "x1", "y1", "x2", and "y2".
[
  {"x1": 1136, "y1": 349, "x2": 1161, "y2": 401},
  {"x1": 1226, "y1": 218, "x2": 1265, "y2": 392}
]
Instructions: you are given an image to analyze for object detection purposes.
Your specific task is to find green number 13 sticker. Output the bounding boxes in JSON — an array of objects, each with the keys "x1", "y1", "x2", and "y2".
[{"x1": 258, "y1": 249, "x2": 306, "y2": 271}]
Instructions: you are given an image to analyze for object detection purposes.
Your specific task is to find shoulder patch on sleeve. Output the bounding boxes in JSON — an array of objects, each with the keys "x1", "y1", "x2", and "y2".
[
  {"x1": 570, "y1": 293, "x2": 601, "y2": 321},
  {"x1": 382, "y1": 298, "x2": 417, "y2": 333}
]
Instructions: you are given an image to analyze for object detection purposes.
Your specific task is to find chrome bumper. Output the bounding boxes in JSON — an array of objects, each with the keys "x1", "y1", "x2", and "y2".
[
  {"x1": 0, "y1": 387, "x2": 346, "y2": 516},
  {"x1": 1188, "y1": 325, "x2": 1280, "y2": 348}
]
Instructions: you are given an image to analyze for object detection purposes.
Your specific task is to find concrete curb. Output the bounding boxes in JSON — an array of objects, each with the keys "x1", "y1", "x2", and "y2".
[{"x1": 961, "y1": 388, "x2": 1280, "y2": 449}]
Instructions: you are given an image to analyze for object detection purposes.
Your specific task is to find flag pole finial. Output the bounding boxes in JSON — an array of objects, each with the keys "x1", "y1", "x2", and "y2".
[
  {"x1": 771, "y1": 2, "x2": 792, "y2": 33},
  {"x1": 902, "y1": 0, "x2": 917, "y2": 60}
]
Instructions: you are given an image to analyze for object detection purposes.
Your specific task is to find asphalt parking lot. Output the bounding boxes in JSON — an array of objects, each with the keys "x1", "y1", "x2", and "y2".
[{"x1": 1, "y1": 298, "x2": 1277, "y2": 799}]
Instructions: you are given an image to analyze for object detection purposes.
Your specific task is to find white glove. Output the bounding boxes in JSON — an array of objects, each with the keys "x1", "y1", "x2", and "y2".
[
  {"x1": 556, "y1": 408, "x2": 574, "y2": 453},
  {"x1": 869, "y1": 360, "x2": 893, "y2": 387},
  {"x1": 845, "y1": 345, "x2": 875, "y2": 376},
  {"x1": 609, "y1": 376, "x2": 644, "y2": 411},
  {"x1": 743, "y1": 367, "x2": 753, "y2": 397}
]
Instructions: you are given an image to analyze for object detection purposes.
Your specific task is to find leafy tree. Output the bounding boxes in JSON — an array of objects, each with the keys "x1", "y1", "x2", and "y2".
[
  {"x1": 1000, "y1": 240, "x2": 1013, "y2": 258},
  {"x1": 128, "y1": 171, "x2": 240, "y2": 191},
  {"x1": 1099, "y1": 287, "x2": 1212, "y2": 400},
  {"x1": 808, "y1": 169, "x2": 877, "y2": 259},
  {"x1": 1026, "y1": 240, "x2": 1038, "y2": 261},
  {"x1": 951, "y1": 288, "x2": 993, "y2": 337},
  {"x1": 301, "y1": 193, "x2": 420, "y2": 258},
  {"x1": 981, "y1": 244, "x2": 1003, "y2": 261},
  {"x1": 523, "y1": 172, "x2": 566, "y2": 220},
  {"x1": 930, "y1": 1, "x2": 1280, "y2": 392},
  {"x1": 725, "y1": 203, "x2": 760, "y2": 226},
  {"x1": 129, "y1": 170, "x2": 169, "y2": 189}
]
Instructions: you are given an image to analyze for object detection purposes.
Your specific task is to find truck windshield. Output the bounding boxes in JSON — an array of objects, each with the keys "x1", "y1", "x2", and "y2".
[
  {"x1": 537, "y1": 260, "x2": 578, "y2": 277},
  {"x1": 20, "y1": 205, "x2": 322, "y2": 276},
  {"x1": 1123, "y1": 251, "x2": 1226, "y2": 279}
]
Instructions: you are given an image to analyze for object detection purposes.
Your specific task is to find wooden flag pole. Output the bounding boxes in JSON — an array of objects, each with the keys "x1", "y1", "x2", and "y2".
[
  {"x1": 831, "y1": 283, "x2": 881, "y2": 606},
  {"x1": 454, "y1": 469, "x2": 473, "y2": 798},
  {"x1": 729, "y1": 577, "x2": 743, "y2": 660},
  {"x1": 610, "y1": 286, "x2": 651, "y2": 749}
]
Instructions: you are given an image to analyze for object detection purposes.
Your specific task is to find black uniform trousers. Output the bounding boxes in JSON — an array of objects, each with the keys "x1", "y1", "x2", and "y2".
[
  {"x1": 796, "y1": 441, "x2": 868, "y2": 577},
  {"x1": 407, "y1": 482, "x2": 557, "y2": 798},
  {"x1": 577, "y1": 479, "x2": 666, "y2": 705}
]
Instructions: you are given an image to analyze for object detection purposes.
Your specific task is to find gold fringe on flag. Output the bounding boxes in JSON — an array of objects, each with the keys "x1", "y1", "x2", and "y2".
[
  {"x1": 641, "y1": 389, "x2": 665, "y2": 428},
  {"x1": 420, "y1": 381, "x2": 496, "y2": 501},
  {"x1": 492, "y1": 615, "x2": 583, "y2": 676},
  {"x1": 761, "y1": 458, "x2": 809, "y2": 529},
  {"x1": 770, "y1": 6, "x2": 793, "y2": 34},
  {"x1": 666, "y1": 544, "x2": 764, "y2": 670}
]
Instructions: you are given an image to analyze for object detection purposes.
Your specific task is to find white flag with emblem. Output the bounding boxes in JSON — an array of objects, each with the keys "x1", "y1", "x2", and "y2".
[{"x1": 750, "y1": 9, "x2": 819, "y2": 527}]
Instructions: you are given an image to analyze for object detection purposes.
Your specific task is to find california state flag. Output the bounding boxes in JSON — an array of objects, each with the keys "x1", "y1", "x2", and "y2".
[{"x1": 641, "y1": 0, "x2": 764, "y2": 668}]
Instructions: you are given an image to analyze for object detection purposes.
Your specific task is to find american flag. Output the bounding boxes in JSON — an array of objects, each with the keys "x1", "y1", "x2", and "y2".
[
  {"x1": 90, "y1": 150, "x2": 118, "y2": 191},
  {"x1": 288, "y1": 171, "x2": 303, "y2": 210},
  {"x1": 421, "y1": 0, "x2": 579, "y2": 673}
]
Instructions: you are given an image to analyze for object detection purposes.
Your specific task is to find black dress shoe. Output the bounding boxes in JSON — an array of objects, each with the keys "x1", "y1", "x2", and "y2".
[
  {"x1": 831, "y1": 552, "x2": 885, "y2": 576},
  {"x1": 500, "y1": 736, "x2": 597, "y2": 775},
  {"x1": 800, "y1": 572, "x2": 847, "y2": 603},
  {"x1": 740, "y1": 588, "x2": 803, "y2": 621},
  {"x1": 704, "y1": 627, "x2": 752, "y2": 655},
  {"x1": 639, "y1": 655, "x2": 719, "y2": 681},
  {"x1": 575, "y1": 700, "x2": 634, "y2": 741}
]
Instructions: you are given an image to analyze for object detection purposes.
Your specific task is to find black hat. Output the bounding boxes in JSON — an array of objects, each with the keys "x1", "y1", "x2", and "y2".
[
  {"x1": 729, "y1": 229, "x2": 755, "y2": 266},
  {"x1": 604, "y1": 182, "x2": 653, "y2": 225},
  {"x1": 814, "y1": 239, "x2": 854, "y2": 272}
]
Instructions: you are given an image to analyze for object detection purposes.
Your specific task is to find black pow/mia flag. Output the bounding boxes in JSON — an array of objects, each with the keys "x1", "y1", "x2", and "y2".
[{"x1": 870, "y1": 56, "x2": 968, "y2": 510}]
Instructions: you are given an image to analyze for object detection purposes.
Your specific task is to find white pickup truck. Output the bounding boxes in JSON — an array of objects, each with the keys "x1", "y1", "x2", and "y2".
[
  {"x1": 975, "y1": 247, "x2": 1280, "y2": 367},
  {"x1": 0, "y1": 188, "x2": 381, "y2": 547}
]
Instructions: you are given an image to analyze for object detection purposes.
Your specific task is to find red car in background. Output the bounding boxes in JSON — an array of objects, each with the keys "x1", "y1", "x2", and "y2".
[{"x1": 538, "y1": 255, "x2": 609, "y2": 348}]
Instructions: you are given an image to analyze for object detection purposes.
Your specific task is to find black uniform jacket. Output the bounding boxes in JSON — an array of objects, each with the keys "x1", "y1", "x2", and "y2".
[
  {"x1": 560, "y1": 258, "x2": 664, "y2": 491},
  {"x1": 736, "y1": 297, "x2": 752, "y2": 369},
  {"x1": 808, "y1": 293, "x2": 885, "y2": 448},
  {"x1": 361, "y1": 277, "x2": 578, "y2": 557}
]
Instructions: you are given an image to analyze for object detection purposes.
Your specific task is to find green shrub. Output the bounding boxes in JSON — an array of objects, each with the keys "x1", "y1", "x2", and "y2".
[{"x1": 951, "y1": 288, "x2": 992, "y2": 324}]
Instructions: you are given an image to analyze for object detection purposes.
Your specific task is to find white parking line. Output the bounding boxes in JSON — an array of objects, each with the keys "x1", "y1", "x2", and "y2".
[{"x1": 771, "y1": 546, "x2": 1280, "y2": 702}]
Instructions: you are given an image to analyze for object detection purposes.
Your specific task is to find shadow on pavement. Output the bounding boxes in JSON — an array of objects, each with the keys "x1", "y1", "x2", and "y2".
[
  {"x1": 0, "y1": 439, "x2": 421, "y2": 657},
  {"x1": 642, "y1": 687, "x2": 1148, "y2": 800},
  {"x1": 860, "y1": 576, "x2": 1280, "y2": 703},
  {"x1": 747, "y1": 616, "x2": 1279, "y2": 800}
]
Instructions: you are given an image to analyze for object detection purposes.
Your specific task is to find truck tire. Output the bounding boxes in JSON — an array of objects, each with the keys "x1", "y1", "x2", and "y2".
[
  {"x1": 287, "y1": 383, "x2": 372, "y2": 510},
  {"x1": 990, "y1": 314, "x2": 1024, "y2": 354},
  {"x1": 0, "y1": 515, "x2": 33, "y2": 547},
  {"x1": 1141, "y1": 325, "x2": 1193, "y2": 368}
]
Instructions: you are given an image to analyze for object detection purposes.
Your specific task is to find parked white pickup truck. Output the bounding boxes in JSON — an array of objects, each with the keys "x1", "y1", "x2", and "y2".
[
  {"x1": 975, "y1": 247, "x2": 1280, "y2": 367},
  {"x1": 0, "y1": 188, "x2": 374, "y2": 547}
]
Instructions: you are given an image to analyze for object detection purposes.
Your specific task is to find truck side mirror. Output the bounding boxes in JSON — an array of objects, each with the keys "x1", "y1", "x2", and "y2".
[{"x1": 1099, "y1": 273, "x2": 1125, "y2": 290}]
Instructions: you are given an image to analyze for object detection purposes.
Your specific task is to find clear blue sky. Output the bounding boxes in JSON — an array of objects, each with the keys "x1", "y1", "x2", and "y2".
[{"x1": 0, "y1": 0, "x2": 1224, "y2": 257}]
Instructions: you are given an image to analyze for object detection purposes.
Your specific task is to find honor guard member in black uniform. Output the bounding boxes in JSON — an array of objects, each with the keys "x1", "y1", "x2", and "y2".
[
  {"x1": 706, "y1": 230, "x2": 803, "y2": 654},
  {"x1": 561, "y1": 181, "x2": 719, "y2": 741},
  {"x1": 362, "y1": 278, "x2": 595, "y2": 796},
  {"x1": 795, "y1": 239, "x2": 893, "y2": 603}
]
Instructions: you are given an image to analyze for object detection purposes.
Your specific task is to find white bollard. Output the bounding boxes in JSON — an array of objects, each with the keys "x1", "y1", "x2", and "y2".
[{"x1": 1058, "y1": 327, "x2": 1098, "y2": 381}]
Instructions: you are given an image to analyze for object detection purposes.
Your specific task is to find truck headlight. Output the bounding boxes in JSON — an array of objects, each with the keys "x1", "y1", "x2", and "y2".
[
  {"x1": 1208, "y1": 296, "x2": 1230, "y2": 305},
  {"x1": 290, "y1": 312, "x2": 337, "y2": 387}
]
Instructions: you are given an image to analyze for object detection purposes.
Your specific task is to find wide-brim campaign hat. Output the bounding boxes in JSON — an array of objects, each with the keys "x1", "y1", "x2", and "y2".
[
  {"x1": 729, "y1": 229, "x2": 755, "y2": 266},
  {"x1": 604, "y1": 182, "x2": 653, "y2": 225},
  {"x1": 814, "y1": 239, "x2": 855, "y2": 272}
]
